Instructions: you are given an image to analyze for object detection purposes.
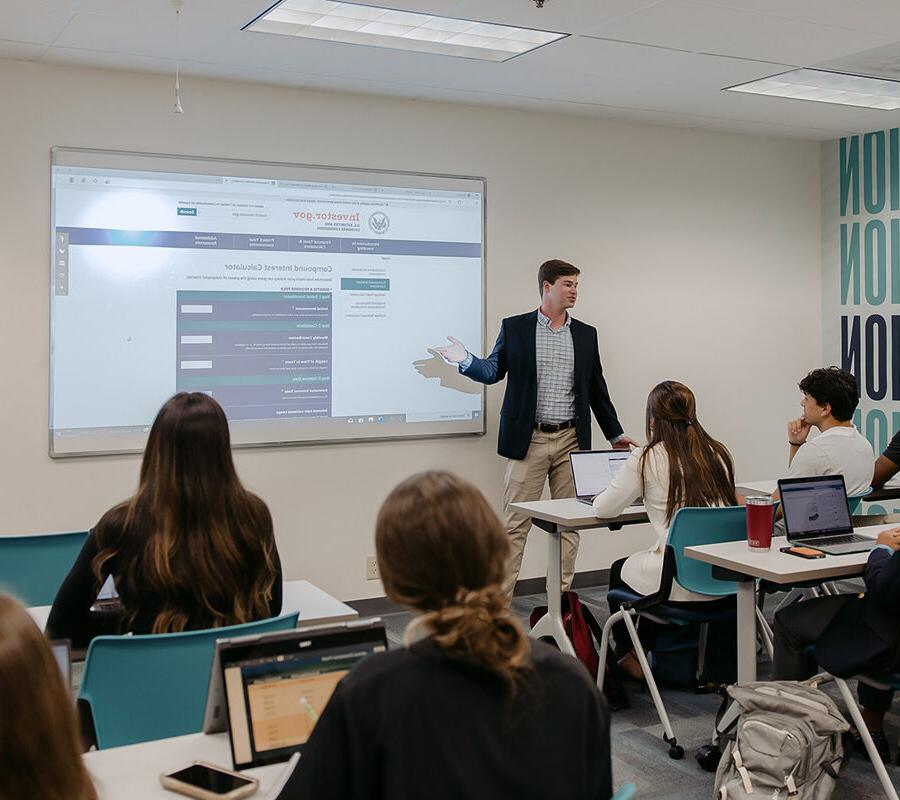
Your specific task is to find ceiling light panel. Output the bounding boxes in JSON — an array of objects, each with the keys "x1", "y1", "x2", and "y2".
[
  {"x1": 246, "y1": 0, "x2": 567, "y2": 62},
  {"x1": 726, "y1": 68, "x2": 900, "y2": 111}
]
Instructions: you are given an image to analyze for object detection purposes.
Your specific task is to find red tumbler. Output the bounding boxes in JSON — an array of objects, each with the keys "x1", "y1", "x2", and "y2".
[{"x1": 746, "y1": 496, "x2": 775, "y2": 551}]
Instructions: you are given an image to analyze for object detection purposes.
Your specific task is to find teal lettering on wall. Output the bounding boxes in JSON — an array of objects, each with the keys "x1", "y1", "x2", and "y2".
[
  {"x1": 841, "y1": 136, "x2": 859, "y2": 216},
  {"x1": 864, "y1": 131, "x2": 886, "y2": 214},
  {"x1": 864, "y1": 219, "x2": 887, "y2": 305},
  {"x1": 841, "y1": 223, "x2": 860, "y2": 304}
]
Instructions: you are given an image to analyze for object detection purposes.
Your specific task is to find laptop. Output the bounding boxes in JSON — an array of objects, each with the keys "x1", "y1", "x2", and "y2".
[
  {"x1": 48, "y1": 639, "x2": 71, "y2": 688},
  {"x1": 203, "y1": 618, "x2": 387, "y2": 770},
  {"x1": 778, "y1": 474, "x2": 876, "y2": 555},
  {"x1": 569, "y1": 449, "x2": 641, "y2": 507}
]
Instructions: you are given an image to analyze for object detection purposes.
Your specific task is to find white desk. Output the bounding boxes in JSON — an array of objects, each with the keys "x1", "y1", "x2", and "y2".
[
  {"x1": 85, "y1": 732, "x2": 285, "y2": 800},
  {"x1": 684, "y1": 522, "x2": 897, "y2": 684},
  {"x1": 28, "y1": 579, "x2": 357, "y2": 635},
  {"x1": 736, "y1": 480, "x2": 777, "y2": 496},
  {"x1": 508, "y1": 498, "x2": 648, "y2": 656}
]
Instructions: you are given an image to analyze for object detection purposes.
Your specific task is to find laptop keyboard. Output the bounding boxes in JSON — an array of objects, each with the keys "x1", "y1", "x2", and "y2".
[{"x1": 803, "y1": 534, "x2": 870, "y2": 547}]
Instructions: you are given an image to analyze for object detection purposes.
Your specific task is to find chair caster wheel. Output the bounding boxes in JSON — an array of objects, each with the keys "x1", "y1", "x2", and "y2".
[
  {"x1": 668, "y1": 744, "x2": 684, "y2": 760},
  {"x1": 696, "y1": 744, "x2": 722, "y2": 772}
]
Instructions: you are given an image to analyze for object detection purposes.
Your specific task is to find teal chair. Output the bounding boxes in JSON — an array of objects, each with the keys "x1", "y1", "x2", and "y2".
[
  {"x1": 79, "y1": 611, "x2": 299, "y2": 748},
  {"x1": 0, "y1": 530, "x2": 88, "y2": 606},
  {"x1": 598, "y1": 506, "x2": 748, "y2": 759},
  {"x1": 612, "y1": 783, "x2": 636, "y2": 800},
  {"x1": 849, "y1": 486, "x2": 873, "y2": 516}
]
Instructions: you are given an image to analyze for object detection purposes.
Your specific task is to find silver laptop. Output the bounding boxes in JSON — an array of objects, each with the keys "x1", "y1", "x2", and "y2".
[
  {"x1": 779, "y1": 474, "x2": 876, "y2": 555},
  {"x1": 203, "y1": 618, "x2": 387, "y2": 769},
  {"x1": 48, "y1": 639, "x2": 71, "y2": 688},
  {"x1": 569, "y1": 449, "x2": 639, "y2": 506}
]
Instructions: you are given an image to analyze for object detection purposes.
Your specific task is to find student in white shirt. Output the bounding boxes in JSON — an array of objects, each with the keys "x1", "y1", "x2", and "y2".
[
  {"x1": 780, "y1": 367, "x2": 874, "y2": 496},
  {"x1": 593, "y1": 381, "x2": 738, "y2": 679}
]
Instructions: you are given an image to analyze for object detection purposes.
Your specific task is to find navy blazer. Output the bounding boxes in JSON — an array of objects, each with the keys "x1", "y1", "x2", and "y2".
[
  {"x1": 815, "y1": 547, "x2": 900, "y2": 677},
  {"x1": 461, "y1": 310, "x2": 623, "y2": 460}
]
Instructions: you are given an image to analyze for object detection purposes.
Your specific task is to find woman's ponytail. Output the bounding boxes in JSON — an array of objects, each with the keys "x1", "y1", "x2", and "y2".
[{"x1": 377, "y1": 471, "x2": 533, "y2": 691}]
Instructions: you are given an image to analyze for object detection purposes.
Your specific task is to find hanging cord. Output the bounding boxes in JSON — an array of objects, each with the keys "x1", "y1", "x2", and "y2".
[{"x1": 173, "y1": 0, "x2": 184, "y2": 113}]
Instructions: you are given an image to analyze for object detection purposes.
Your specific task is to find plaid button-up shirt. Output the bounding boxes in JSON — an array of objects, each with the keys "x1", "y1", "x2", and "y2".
[{"x1": 535, "y1": 309, "x2": 575, "y2": 424}]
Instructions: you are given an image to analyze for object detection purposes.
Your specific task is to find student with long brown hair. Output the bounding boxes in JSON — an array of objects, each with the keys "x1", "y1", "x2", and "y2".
[
  {"x1": 592, "y1": 380, "x2": 737, "y2": 677},
  {"x1": 283, "y1": 470, "x2": 612, "y2": 800},
  {"x1": 47, "y1": 392, "x2": 281, "y2": 647},
  {"x1": 0, "y1": 594, "x2": 96, "y2": 800}
]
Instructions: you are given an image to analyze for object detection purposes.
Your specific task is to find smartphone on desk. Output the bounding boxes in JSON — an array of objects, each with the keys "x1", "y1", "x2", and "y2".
[
  {"x1": 160, "y1": 762, "x2": 259, "y2": 800},
  {"x1": 779, "y1": 545, "x2": 826, "y2": 559}
]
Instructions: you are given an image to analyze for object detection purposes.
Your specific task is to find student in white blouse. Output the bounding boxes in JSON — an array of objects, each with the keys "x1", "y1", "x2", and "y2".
[{"x1": 592, "y1": 380, "x2": 738, "y2": 680}]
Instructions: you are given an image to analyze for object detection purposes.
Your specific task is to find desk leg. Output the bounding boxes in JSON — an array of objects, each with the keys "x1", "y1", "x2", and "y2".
[
  {"x1": 529, "y1": 528, "x2": 575, "y2": 657},
  {"x1": 736, "y1": 580, "x2": 757, "y2": 684}
]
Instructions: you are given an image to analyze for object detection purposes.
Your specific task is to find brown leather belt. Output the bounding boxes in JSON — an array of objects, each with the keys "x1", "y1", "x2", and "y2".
[{"x1": 534, "y1": 419, "x2": 575, "y2": 433}]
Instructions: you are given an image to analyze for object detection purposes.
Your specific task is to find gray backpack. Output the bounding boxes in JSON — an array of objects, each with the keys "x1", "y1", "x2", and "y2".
[{"x1": 715, "y1": 680, "x2": 849, "y2": 800}]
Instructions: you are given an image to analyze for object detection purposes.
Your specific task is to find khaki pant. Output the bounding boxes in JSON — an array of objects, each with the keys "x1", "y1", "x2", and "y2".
[{"x1": 501, "y1": 427, "x2": 580, "y2": 603}]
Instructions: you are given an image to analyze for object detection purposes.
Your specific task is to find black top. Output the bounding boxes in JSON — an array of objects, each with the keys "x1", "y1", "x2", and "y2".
[
  {"x1": 461, "y1": 310, "x2": 623, "y2": 459},
  {"x1": 46, "y1": 499, "x2": 282, "y2": 649},
  {"x1": 816, "y1": 546, "x2": 900, "y2": 676},
  {"x1": 884, "y1": 429, "x2": 900, "y2": 465},
  {"x1": 281, "y1": 638, "x2": 612, "y2": 800}
]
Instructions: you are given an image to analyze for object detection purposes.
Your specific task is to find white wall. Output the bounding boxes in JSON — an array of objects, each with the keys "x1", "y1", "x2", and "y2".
[{"x1": 0, "y1": 59, "x2": 822, "y2": 601}]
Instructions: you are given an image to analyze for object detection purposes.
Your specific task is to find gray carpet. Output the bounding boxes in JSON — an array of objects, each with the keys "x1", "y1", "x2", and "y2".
[{"x1": 379, "y1": 580, "x2": 898, "y2": 798}]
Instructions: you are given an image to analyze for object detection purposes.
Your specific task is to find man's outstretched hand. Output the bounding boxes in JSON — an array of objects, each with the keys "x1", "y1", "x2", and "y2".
[
  {"x1": 433, "y1": 336, "x2": 468, "y2": 364},
  {"x1": 612, "y1": 435, "x2": 638, "y2": 450}
]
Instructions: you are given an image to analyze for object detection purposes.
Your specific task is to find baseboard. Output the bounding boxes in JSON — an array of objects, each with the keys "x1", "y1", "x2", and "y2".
[
  {"x1": 347, "y1": 568, "x2": 611, "y2": 615},
  {"x1": 512, "y1": 568, "x2": 610, "y2": 597}
]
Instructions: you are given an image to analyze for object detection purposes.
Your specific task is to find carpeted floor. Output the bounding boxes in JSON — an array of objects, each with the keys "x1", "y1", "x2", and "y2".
[{"x1": 379, "y1": 580, "x2": 898, "y2": 798}]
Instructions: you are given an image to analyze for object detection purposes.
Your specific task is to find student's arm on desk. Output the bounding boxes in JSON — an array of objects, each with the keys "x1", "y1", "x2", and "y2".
[
  {"x1": 864, "y1": 530, "x2": 900, "y2": 608},
  {"x1": 592, "y1": 449, "x2": 642, "y2": 519},
  {"x1": 872, "y1": 454, "x2": 900, "y2": 490}
]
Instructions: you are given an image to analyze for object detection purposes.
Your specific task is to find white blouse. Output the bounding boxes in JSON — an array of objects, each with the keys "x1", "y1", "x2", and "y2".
[{"x1": 592, "y1": 445, "x2": 718, "y2": 603}]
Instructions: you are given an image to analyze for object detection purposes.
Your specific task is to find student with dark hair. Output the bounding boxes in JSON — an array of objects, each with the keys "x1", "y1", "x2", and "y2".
[
  {"x1": 434, "y1": 259, "x2": 634, "y2": 603},
  {"x1": 0, "y1": 594, "x2": 97, "y2": 800},
  {"x1": 774, "y1": 526, "x2": 900, "y2": 761},
  {"x1": 593, "y1": 381, "x2": 737, "y2": 678},
  {"x1": 283, "y1": 470, "x2": 613, "y2": 800},
  {"x1": 47, "y1": 392, "x2": 281, "y2": 647},
  {"x1": 781, "y1": 366, "x2": 873, "y2": 495}
]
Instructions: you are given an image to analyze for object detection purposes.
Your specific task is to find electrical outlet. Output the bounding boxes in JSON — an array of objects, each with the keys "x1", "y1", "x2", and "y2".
[{"x1": 366, "y1": 556, "x2": 379, "y2": 581}]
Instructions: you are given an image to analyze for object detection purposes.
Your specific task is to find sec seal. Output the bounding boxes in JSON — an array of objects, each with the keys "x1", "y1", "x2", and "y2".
[{"x1": 368, "y1": 212, "x2": 390, "y2": 235}]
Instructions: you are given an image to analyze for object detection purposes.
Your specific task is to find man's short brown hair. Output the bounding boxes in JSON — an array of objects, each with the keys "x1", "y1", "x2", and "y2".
[{"x1": 537, "y1": 260, "x2": 579, "y2": 297}]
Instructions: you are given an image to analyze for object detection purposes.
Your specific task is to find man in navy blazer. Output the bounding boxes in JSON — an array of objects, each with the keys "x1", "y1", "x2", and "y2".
[
  {"x1": 435, "y1": 260, "x2": 633, "y2": 601},
  {"x1": 774, "y1": 528, "x2": 900, "y2": 760}
]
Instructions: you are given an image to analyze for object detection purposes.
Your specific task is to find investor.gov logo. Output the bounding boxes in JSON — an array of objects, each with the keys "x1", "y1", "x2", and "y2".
[{"x1": 368, "y1": 212, "x2": 390, "y2": 235}]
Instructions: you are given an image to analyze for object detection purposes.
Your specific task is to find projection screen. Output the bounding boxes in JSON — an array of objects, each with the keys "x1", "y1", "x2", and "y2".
[{"x1": 50, "y1": 148, "x2": 485, "y2": 456}]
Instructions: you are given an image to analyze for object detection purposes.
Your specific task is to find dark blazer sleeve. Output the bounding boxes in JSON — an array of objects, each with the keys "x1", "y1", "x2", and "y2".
[
  {"x1": 864, "y1": 547, "x2": 900, "y2": 608},
  {"x1": 460, "y1": 322, "x2": 508, "y2": 385},
  {"x1": 46, "y1": 531, "x2": 120, "y2": 648},
  {"x1": 587, "y1": 334, "x2": 623, "y2": 441}
]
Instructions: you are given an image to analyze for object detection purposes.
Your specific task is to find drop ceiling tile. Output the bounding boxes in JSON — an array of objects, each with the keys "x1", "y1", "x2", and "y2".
[
  {"x1": 696, "y1": 0, "x2": 900, "y2": 36},
  {"x1": 0, "y1": 1, "x2": 80, "y2": 45},
  {"x1": 590, "y1": 0, "x2": 895, "y2": 65},
  {"x1": 0, "y1": 40, "x2": 47, "y2": 60}
]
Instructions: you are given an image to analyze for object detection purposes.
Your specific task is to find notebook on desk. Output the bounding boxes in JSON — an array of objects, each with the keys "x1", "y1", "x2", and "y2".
[
  {"x1": 779, "y1": 474, "x2": 877, "y2": 556},
  {"x1": 569, "y1": 449, "x2": 643, "y2": 510}
]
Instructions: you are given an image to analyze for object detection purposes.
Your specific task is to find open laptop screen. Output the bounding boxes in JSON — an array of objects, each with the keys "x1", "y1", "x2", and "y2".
[
  {"x1": 779, "y1": 475, "x2": 853, "y2": 540},
  {"x1": 224, "y1": 624, "x2": 387, "y2": 769},
  {"x1": 570, "y1": 450, "x2": 630, "y2": 498}
]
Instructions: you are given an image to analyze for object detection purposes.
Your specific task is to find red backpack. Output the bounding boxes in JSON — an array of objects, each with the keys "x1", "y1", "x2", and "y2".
[{"x1": 529, "y1": 590, "x2": 629, "y2": 710}]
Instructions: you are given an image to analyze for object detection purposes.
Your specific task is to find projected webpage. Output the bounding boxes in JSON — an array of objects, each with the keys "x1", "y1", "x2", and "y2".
[{"x1": 50, "y1": 154, "x2": 484, "y2": 455}]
